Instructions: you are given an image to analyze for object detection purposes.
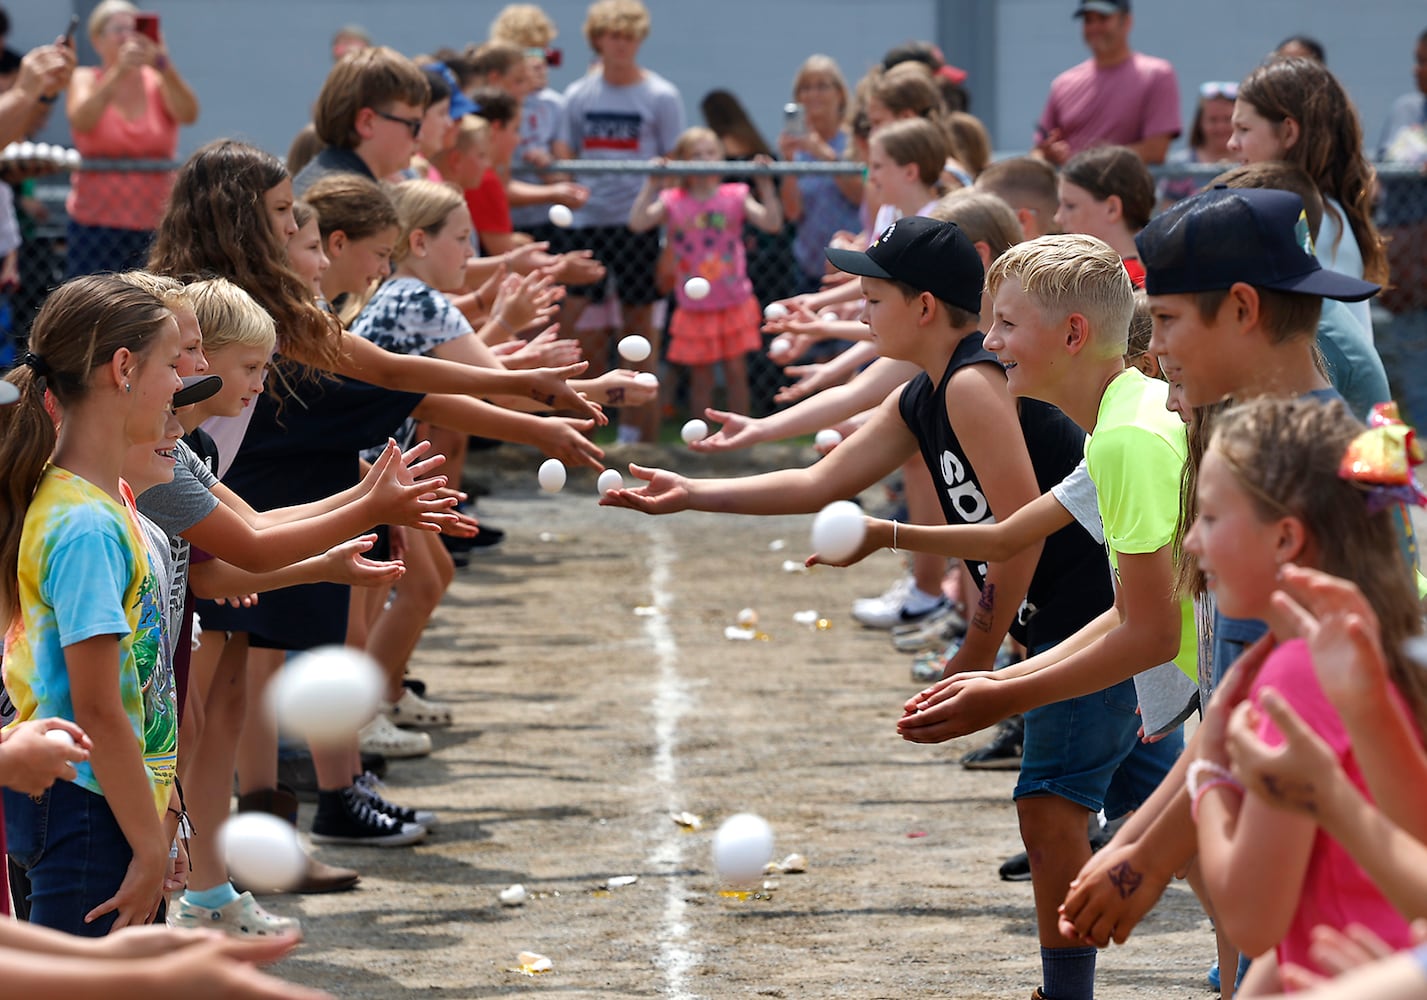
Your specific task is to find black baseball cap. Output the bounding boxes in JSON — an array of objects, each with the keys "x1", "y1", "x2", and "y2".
[
  {"x1": 825, "y1": 216, "x2": 985, "y2": 315},
  {"x1": 1136, "y1": 187, "x2": 1380, "y2": 302},
  {"x1": 173, "y1": 374, "x2": 222, "y2": 408},
  {"x1": 1074, "y1": 0, "x2": 1129, "y2": 16},
  {"x1": 0, "y1": 379, "x2": 17, "y2": 406}
]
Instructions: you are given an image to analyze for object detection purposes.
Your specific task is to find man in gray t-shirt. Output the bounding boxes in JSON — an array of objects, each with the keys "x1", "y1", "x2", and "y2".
[{"x1": 552, "y1": 0, "x2": 684, "y2": 444}]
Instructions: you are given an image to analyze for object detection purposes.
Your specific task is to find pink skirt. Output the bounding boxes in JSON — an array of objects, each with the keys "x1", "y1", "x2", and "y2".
[{"x1": 667, "y1": 296, "x2": 763, "y2": 366}]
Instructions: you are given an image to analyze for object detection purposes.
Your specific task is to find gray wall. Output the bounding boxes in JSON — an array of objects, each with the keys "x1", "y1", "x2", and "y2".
[{"x1": 5, "y1": 1, "x2": 1424, "y2": 162}]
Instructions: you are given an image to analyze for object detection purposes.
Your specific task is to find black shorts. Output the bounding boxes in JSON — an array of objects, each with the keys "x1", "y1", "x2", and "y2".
[{"x1": 563, "y1": 225, "x2": 662, "y2": 306}]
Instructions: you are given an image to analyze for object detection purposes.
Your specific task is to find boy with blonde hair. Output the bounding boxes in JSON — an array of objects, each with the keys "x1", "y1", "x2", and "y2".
[{"x1": 900, "y1": 232, "x2": 1189, "y2": 1000}]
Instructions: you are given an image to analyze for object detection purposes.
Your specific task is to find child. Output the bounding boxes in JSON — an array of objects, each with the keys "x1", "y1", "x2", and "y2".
[
  {"x1": 628, "y1": 127, "x2": 782, "y2": 419},
  {"x1": 885, "y1": 233, "x2": 1188, "y2": 1000},
  {"x1": 1054, "y1": 145, "x2": 1155, "y2": 287},
  {"x1": 1057, "y1": 186, "x2": 1385, "y2": 952},
  {"x1": 1185, "y1": 396, "x2": 1426, "y2": 992},
  {"x1": 0, "y1": 276, "x2": 183, "y2": 934},
  {"x1": 866, "y1": 117, "x2": 947, "y2": 234},
  {"x1": 287, "y1": 200, "x2": 330, "y2": 300},
  {"x1": 554, "y1": 0, "x2": 684, "y2": 443}
]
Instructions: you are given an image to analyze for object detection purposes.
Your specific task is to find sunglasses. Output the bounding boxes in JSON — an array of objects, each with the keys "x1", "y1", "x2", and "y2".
[
  {"x1": 374, "y1": 109, "x2": 422, "y2": 139},
  {"x1": 1199, "y1": 81, "x2": 1238, "y2": 101},
  {"x1": 526, "y1": 46, "x2": 562, "y2": 68}
]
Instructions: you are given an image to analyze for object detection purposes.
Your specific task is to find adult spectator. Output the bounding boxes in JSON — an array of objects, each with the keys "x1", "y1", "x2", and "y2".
[
  {"x1": 1034, "y1": 0, "x2": 1180, "y2": 166},
  {"x1": 778, "y1": 55, "x2": 862, "y2": 295},
  {"x1": 553, "y1": 0, "x2": 682, "y2": 444},
  {"x1": 881, "y1": 39, "x2": 969, "y2": 113},
  {"x1": 1378, "y1": 28, "x2": 1427, "y2": 164},
  {"x1": 64, "y1": 0, "x2": 198, "y2": 277},
  {"x1": 0, "y1": 43, "x2": 74, "y2": 149},
  {"x1": 1158, "y1": 80, "x2": 1236, "y2": 204},
  {"x1": 1274, "y1": 35, "x2": 1326, "y2": 64},
  {"x1": 293, "y1": 46, "x2": 429, "y2": 195}
]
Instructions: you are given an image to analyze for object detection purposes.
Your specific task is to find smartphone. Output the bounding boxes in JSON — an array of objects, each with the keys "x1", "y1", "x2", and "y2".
[
  {"x1": 783, "y1": 102, "x2": 806, "y2": 138},
  {"x1": 61, "y1": 13, "x2": 79, "y2": 47},
  {"x1": 135, "y1": 12, "x2": 160, "y2": 43},
  {"x1": 544, "y1": 47, "x2": 562, "y2": 69}
]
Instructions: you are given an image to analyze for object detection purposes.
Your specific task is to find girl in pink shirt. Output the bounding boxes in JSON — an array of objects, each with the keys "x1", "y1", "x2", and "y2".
[
  {"x1": 1186, "y1": 397, "x2": 1427, "y2": 994},
  {"x1": 629, "y1": 127, "x2": 782, "y2": 420}
]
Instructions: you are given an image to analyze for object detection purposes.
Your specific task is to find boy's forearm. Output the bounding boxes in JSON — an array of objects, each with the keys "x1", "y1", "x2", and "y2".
[
  {"x1": 995, "y1": 608, "x2": 1119, "y2": 680},
  {"x1": 948, "y1": 553, "x2": 1038, "y2": 671}
]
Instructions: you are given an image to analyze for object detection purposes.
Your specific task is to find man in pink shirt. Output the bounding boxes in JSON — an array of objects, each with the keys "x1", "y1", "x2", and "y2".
[{"x1": 1035, "y1": 0, "x2": 1180, "y2": 165}]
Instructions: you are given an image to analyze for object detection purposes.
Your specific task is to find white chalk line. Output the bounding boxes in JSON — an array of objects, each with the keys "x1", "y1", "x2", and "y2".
[{"x1": 644, "y1": 523, "x2": 699, "y2": 999}]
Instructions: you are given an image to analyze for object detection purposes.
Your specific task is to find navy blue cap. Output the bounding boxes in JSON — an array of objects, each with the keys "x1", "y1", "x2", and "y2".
[
  {"x1": 1074, "y1": 0, "x2": 1129, "y2": 16},
  {"x1": 424, "y1": 63, "x2": 478, "y2": 120},
  {"x1": 1136, "y1": 186, "x2": 1380, "y2": 302},
  {"x1": 825, "y1": 216, "x2": 985, "y2": 315}
]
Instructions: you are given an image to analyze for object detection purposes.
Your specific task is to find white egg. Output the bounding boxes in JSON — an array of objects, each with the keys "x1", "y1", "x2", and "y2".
[
  {"x1": 769, "y1": 335, "x2": 793, "y2": 357},
  {"x1": 64, "y1": 148, "x2": 81, "y2": 168},
  {"x1": 597, "y1": 468, "x2": 623, "y2": 494},
  {"x1": 713, "y1": 812, "x2": 774, "y2": 882},
  {"x1": 268, "y1": 645, "x2": 383, "y2": 746},
  {"x1": 537, "y1": 458, "x2": 566, "y2": 493},
  {"x1": 680, "y1": 419, "x2": 708, "y2": 444},
  {"x1": 814, "y1": 428, "x2": 843, "y2": 449},
  {"x1": 499, "y1": 883, "x2": 528, "y2": 906},
  {"x1": 548, "y1": 203, "x2": 574, "y2": 228},
  {"x1": 219, "y1": 813, "x2": 306, "y2": 893},
  {"x1": 44, "y1": 728, "x2": 76, "y2": 747},
  {"x1": 810, "y1": 500, "x2": 867, "y2": 563},
  {"x1": 763, "y1": 302, "x2": 789, "y2": 321},
  {"x1": 15, "y1": 142, "x2": 33, "y2": 159},
  {"x1": 736, "y1": 607, "x2": 758, "y2": 627},
  {"x1": 633, "y1": 371, "x2": 658, "y2": 387},
  {"x1": 617, "y1": 335, "x2": 651, "y2": 363},
  {"x1": 684, "y1": 276, "x2": 711, "y2": 300}
]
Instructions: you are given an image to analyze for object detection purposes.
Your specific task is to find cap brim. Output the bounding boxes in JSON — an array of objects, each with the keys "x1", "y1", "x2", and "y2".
[
  {"x1": 173, "y1": 374, "x2": 222, "y2": 409},
  {"x1": 450, "y1": 94, "x2": 479, "y2": 120},
  {"x1": 825, "y1": 246, "x2": 893, "y2": 280},
  {"x1": 1073, "y1": 1, "x2": 1123, "y2": 15},
  {"x1": 1268, "y1": 268, "x2": 1381, "y2": 303},
  {"x1": 0, "y1": 380, "x2": 17, "y2": 406}
]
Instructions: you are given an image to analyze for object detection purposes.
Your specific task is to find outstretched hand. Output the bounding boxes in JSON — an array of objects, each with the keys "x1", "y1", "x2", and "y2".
[
  {"x1": 1226, "y1": 688, "x2": 1342, "y2": 819},
  {"x1": 1270, "y1": 563, "x2": 1391, "y2": 709},
  {"x1": 522, "y1": 362, "x2": 607, "y2": 424},
  {"x1": 804, "y1": 516, "x2": 881, "y2": 568},
  {"x1": 598, "y1": 463, "x2": 692, "y2": 515},
  {"x1": 896, "y1": 671, "x2": 1010, "y2": 743},
  {"x1": 363, "y1": 439, "x2": 457, "y2": 533},
  {"x1": 687, "y1": 408, "x2": 763, "y2": 453},
  {"x1": 319, "y1": 534, "x2": 406, "y2": 588}
]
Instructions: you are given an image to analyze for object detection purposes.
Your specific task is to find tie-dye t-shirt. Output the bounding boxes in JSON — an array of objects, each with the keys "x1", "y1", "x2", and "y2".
[{"x1": 1, "y1": 465, "x2": 176, "y2": 816}]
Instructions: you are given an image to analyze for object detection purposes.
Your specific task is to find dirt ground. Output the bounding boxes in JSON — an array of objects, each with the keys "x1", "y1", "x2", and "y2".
[{"x1": 275, "y1": 443, "x2": 1216, "y2": 1000}]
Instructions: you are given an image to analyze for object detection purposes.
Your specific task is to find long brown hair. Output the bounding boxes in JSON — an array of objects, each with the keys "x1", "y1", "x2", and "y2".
[
  {"x1": 148, "y1": 140, "x2": 340, "y2": 369},
  {"x1": 1204, "y1": 396, "x2": 1427, "y2": 731},
  {"x1": 0, "y1": 276, "x2": 173, "y2": 629},
  {"x1": 1237, "y1": 57, "x2": 1387, "y2": 284}
]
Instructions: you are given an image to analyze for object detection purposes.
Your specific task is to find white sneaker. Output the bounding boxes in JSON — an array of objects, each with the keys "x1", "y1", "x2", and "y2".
[
  {"x1": 358, "y1": 713, "x2": 432, "y2": 759},
  {"x1": 851, "y1": 577, "x2": 950, "y2": 629}
]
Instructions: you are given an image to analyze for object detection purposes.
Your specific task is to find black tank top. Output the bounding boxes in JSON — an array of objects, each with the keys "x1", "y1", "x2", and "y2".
[{"x1": 897, "y1": 333, "x2": 1114, "y2": 648}]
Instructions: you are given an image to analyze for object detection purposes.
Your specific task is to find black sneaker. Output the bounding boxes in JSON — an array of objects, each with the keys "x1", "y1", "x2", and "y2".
[
  {"x1": 469, "y1": 523, "x2": 505, "y2": 548},
  {"x1": 354, "y1": 771, "x2": 438, "y2": 829},
  {"x1": 311, "y1": 787, "x2": 427, "y2": 846},
  {"x1": 278, "y1": 748, "x2": 387, "y2": 800},
  {"x1": 960, "y1": 715, "x2": 1024, "y2": 771}
]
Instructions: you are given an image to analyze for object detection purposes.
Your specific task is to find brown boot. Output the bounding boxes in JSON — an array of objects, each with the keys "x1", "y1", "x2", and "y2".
[{"x1": 235, "y1": 786, "x2": 360, "y2": 894}]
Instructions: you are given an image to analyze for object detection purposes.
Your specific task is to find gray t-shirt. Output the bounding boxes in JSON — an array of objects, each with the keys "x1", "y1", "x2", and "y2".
[
  {"x1": 1049, "y1": 458, "x2": 1104, "y2": 545},
  {"x1": 558, "y1": 68, "x2": 684, "y2": 226},
  {"x1": 136, "y1": 439, "x2": 220, "y2": 646}
]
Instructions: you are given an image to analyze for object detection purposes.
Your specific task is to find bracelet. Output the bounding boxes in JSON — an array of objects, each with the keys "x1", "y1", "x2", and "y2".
[
  {"x1": 891, "y1": 519, "x2": 898, "y2": 554},
  {"x1": 1186, "y1": 758, "x2": 1244, "y2": 822}
]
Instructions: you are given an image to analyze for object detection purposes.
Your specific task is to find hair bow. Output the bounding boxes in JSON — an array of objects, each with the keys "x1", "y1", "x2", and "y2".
[{"x1": 1338, "y1": 401, "x2": 1427, "y2": 513}]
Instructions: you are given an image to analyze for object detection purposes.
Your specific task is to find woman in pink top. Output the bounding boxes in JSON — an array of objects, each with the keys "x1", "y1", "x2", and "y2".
[
  {"x1": 629, "y1": 127, "x2": 782, "y2": 421},
  {"x1": 64, "y1": 1, "x2": 197, "y2": 277}
]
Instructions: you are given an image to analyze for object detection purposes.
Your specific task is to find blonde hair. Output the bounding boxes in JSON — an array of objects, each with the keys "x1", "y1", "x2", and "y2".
[
  {"x1": 112, "y1": 270, "x2": 188, "y2": 313},
  {"x1": 985, "y1": 234, "x2": 1135, "y2": 357},
  {"x1": 871, "y1": 117, "x2": 948, "y2": 189},
  {"x1": 88, "y1": 0, "x2": 137, "y2": 40},
  {"x1": 929, "y1": 189, "x2": 1024, "y2": 262},
  {"x1": 451, "y1": 114, "x2": 491, "y2": 151},
  {"x1": 490, "y1": 4, "x2": 557, "y2": 47},
  {"x1": 791, "y1": 55, "x2": 848, "y2": 118},
  {"x1": 668, "y1": 127, "x2": 720, "y2": 189},
  {"x1": 187, "y1": 277, "x2": 277, "y2": 355},
  {"x1": 583, "y1": 0, "x2": 650, "y2": 47},
  {"x1": 389, "y1": 180, "x2": 466, "y2": 266}
]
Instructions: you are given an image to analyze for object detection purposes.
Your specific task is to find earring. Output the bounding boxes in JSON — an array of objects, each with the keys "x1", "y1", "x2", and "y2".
[{"x1": 124, "y1": 382, "x2": 131, "y2": 393}]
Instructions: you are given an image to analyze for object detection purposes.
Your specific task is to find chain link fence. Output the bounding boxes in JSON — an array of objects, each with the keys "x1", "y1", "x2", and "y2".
[{"x1": 8, "y1": 157, "x2": 1426, "y2": 429}]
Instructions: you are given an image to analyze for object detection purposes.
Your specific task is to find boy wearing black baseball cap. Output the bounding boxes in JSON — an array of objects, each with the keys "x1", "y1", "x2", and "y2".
[
  {"x1": 1059, "y1": 186, "x2": 1391, "y2": 961},
  {"x1": 605, "y1": 217, "x2": 1122, "y2": 999}
]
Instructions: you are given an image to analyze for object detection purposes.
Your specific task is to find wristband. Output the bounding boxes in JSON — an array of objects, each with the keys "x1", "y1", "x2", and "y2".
[
  {"x1": 890, "y1": 519, "x2": 898, "y2": 554},
  {"x1": 1186, "y1": 758, "x2": 1243, "y2": 822}
]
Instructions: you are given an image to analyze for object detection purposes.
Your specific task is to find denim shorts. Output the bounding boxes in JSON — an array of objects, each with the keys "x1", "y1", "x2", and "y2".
[
  {"x1": 4, "y1": 780, "x2": 134, "y2": 936},
  {"x1": 1014, "y1": 675, "x2": 1184, "y2": 819}
]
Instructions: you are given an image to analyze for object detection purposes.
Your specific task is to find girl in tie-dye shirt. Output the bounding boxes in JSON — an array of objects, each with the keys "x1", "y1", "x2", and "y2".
[{"x1": 0, "y1": 276, "x2": 183, "y2": 936}]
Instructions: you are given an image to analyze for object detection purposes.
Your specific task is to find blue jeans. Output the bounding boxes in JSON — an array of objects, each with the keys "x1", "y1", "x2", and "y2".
[{"x1": 4, "y1": 781, "x2": 133, "y2": 936}]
